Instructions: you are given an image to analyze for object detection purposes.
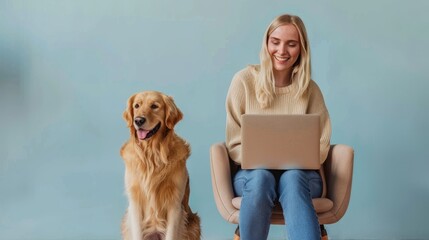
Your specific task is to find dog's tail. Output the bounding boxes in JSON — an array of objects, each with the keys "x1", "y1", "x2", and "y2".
[
  {"x1": 186, "y1": 211, "x2": 201, "y2": 240},
  {"x1": 183, "y1": 178, "x2": 201, "y2": 240}
]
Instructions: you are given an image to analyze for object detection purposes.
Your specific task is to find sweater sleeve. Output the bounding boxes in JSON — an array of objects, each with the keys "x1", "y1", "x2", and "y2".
[
  {"x1": 307, "y1": 81, "x2": 332, "y2": 164},
  {"x1": 225, "y1": 72, "x2": 246, "y2": 164}
]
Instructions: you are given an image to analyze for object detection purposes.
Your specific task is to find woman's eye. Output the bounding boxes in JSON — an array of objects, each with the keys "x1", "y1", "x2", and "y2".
[
  {"x1": 150, "y1": 104, "x2": 158, "y2": 109},
  {"x1": 134, "y1": 104, "x2": 139, "y2": 108},
  {"x1": 288, "y1": 41, "x2": 299, "y2": 47}
]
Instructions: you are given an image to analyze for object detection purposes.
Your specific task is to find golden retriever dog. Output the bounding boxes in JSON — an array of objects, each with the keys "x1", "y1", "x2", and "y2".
[{"x1": 120, "y1": 91, "x2": 201, "y2": 240}]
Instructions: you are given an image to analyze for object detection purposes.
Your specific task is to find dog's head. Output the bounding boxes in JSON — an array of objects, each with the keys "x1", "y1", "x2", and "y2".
[{"x1": 123, "y1": 91, "x2": 183, "y2": 141}]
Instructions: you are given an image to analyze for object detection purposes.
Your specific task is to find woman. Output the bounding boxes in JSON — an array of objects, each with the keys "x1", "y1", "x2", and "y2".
[{"x1": 225, "y1": 14, "x2": 331, "y2": 240}]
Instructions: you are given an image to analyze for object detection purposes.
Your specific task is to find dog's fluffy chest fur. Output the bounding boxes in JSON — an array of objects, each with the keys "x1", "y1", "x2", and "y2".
[{"x1": 121, "y1": 134, "x2": 190, "y2": 203}]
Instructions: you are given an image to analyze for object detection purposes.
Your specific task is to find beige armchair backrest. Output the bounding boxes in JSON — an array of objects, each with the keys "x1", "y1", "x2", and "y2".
[{"x1": 210, "y1": 143, "x2": 354, "y2": 225}]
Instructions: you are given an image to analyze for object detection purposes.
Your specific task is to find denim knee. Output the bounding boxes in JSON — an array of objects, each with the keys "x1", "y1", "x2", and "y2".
[
  {"x1": 239, "y1": 169, "x2": 277, "y2": 205},
  {"x1": 278, "y1": 169, "x2": 322, "y2": 200}
]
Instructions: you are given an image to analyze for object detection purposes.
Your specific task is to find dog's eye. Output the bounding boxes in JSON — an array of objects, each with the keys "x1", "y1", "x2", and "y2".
[
  {"x1": 150, "y1": 104, "x2": 159, "y2": 109},
  {"x1": 134, "y1": 104, "x2": 140, "y2": 109}
]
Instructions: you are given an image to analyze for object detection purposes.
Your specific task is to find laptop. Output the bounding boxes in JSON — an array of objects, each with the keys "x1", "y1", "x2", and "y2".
[{"x1": 241, "y1": 114, "x2": 320, "y2": 170}]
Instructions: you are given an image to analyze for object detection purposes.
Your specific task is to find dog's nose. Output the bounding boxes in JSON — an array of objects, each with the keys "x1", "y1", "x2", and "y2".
[{"x1": 134, "y1": 117, "x2": 146, "y2": 127}]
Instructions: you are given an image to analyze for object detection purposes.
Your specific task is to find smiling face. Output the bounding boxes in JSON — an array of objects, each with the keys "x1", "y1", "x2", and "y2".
[
  {"x1": 123, "y1": 91, "x2": 182, "y2": 141},
  {"x1": 267, "y1": 24, "x2": 301, "y2": 75},
  {"x1": 131, "y1": 92, "x2": 164, "y2": 140}
]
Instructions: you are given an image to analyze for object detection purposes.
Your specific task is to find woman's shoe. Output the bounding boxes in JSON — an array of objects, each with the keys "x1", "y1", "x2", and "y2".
[
  {"x1": 233, "y1": 225, "x2": 240, "y2": 240},
  {"x1": 233, "y1": 224, "x2": 328, "y2": 240},
  {"x1": 320, "y1": 224, "x2": 329, "y2": 240}
]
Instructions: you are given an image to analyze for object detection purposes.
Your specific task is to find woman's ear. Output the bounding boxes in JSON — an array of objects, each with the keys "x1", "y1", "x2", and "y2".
[
  {"x1": 163, "y1": 95, "x2": 183, "y2": 129},
  {"x1": 123, "y1": 94, "x2": 136, "y2": 129}
]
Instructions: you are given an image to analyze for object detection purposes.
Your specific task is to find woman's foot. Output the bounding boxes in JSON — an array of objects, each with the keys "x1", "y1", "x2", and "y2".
[
  {"x1": 233, "y1": 224, "x2": 328, "y2": 239},
  {"x1": 320, "y1": 225, "x2": 329, "y2": 240},
  {"x1": 233, "y1": 225, "x2": 240, "y2": 240}
]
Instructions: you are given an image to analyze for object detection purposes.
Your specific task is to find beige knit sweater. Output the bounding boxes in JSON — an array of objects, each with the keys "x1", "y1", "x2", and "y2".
[{"x1": 225, "y1": 65, "x2": 331, "y2": 165}]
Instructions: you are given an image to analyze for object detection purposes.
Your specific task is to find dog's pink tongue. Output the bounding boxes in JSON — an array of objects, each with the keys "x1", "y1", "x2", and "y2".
[{"x1": 137, "y1": 129, "x2": 150, "y2": 140}]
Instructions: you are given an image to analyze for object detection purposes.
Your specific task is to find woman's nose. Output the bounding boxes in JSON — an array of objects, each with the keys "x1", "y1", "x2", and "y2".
[{"x1": 278, "y1": 44, "x2": 287, "y2": 54}]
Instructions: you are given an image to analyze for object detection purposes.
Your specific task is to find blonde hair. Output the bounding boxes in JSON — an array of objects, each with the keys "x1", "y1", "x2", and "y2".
[{"x1": 256, "y1": 14, "x2": 312, "y2": 108}]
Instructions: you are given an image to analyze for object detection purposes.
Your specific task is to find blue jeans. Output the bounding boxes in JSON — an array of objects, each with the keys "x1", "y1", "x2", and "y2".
[{"x1": 233, "y1": 169, "x2": 322, "y2": 240}]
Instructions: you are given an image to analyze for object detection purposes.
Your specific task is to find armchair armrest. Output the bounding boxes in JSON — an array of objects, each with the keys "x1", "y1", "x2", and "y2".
[
  {"x1": 324, "y1": 144, "x2": 354, "y2": 221},
  {"x1": 210, "y1": 142, "x2": 238, "y2": 222}
]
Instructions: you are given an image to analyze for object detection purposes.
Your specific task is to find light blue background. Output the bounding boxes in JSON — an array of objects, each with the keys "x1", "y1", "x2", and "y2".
[{"x1": 1, "y1": 1, "x2": 428, "y2": 239}]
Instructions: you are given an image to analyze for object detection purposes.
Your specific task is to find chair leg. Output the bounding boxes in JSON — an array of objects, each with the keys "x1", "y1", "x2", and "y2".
[
  {"x1": 233, "y1": 225, "x2": 240, "y2": 240},
  {"x1": 320, "y1": 224, "x2": 328, "y2": 240}
]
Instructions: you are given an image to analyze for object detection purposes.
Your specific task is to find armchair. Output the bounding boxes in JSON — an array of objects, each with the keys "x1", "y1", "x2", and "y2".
[{"x1": 210, "y1": 143, "x2": 354, "y2": 239}]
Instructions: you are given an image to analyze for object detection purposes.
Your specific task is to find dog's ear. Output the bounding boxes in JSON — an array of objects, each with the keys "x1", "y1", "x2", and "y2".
[
  {"x1": 123, "y1": 94, "x2": 136, "y2": 129},
  {"x1": 163, "y1": 95, "x2": 183, "y2": 129}
]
